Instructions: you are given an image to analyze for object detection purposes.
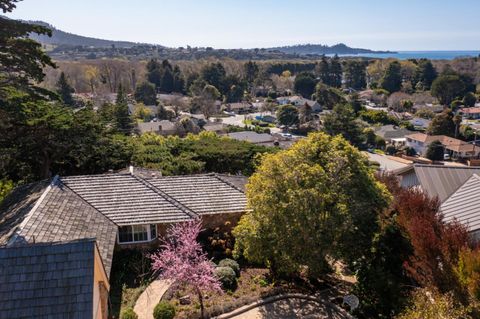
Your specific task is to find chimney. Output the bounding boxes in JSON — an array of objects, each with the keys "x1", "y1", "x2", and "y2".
[{"x1": 129, "y1": 165, "x2": 134, "y2": 175}]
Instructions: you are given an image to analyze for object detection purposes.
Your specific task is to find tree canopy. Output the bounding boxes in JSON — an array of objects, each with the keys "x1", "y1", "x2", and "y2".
[{"x1": 233, "y1": 132, "x2": 389, "y2": 277}]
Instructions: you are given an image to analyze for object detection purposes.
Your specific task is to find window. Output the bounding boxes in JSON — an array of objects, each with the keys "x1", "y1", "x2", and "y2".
[{"x1": 118, "y1": 224, "x2": 157, "y2": 244}]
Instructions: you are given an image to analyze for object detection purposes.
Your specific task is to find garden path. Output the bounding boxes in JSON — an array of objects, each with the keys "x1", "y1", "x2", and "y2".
[{"x1": 133, "y1": 279, "x2": 172, "y2": 319}]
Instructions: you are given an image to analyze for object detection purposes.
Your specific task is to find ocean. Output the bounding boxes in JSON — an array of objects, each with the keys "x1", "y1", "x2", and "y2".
[{"x1": 337, "y1": 51, "x2": 480, "y2": 60}]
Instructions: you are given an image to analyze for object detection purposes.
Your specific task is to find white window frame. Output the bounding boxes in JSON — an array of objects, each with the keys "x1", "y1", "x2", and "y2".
[{"x1": 117, "y1": 224, "x2": 158, "y2": 244}]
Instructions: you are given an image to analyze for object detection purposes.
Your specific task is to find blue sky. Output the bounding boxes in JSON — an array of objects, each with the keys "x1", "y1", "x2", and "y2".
[{"x1": 6, "y1": 0, "x2": 480, "y2": 50}]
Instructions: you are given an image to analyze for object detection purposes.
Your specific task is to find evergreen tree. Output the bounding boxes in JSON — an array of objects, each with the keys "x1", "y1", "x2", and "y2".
[
  {"x1": 294, "y1": 72, "x2": 316, "y2": 98},
  {"x1": 160, "y1": 66, "x2": 174, "y2": 93},
  {"x1": 323, "y1": 103, "x2": 363, "y2": 146},
  {"x1": 244, "y1": 61, "x2": 259, "y2": 85},
  {"x1": 146, "y1": 58, "x2": 162, "y2": 88},
  {"x1": 316, "y1": 56, "x2": 330, "y2": 85},
  {"x1": 344, "y1": 60, "x2": 367, "y2": 90},
  {"x1": 172, "y1": 65, "x2": 185, "y2": 93},
  {"x1": 55, "y1": 72, "x2": 75, "y2": 106},
  {"x1": 415, "y1": 59, "x2": 437, "y2": 90},
  {"x1": 381, "y1": 61, "x2": 402, "y2": 93},
  {"x1": 114, "y1": 84, "x2": 133, "y2": 134},
  {"x1": 134, "y1": 82, "x2": 157, "y2": 105},
  {"x1": 431, "y1": 74, "x2": 466, "y2": 106},
  {"x1": 201, "y1": 62, "x2": 227, "y2": 95},
  {"x1": 299, "y1": 102, "x2": 313, "y2": 124},
  {"x1": 427, "y1": 109, "x2": 456, "y2": 137},
  {"x1": 330, "y1": 55, "x2": 343, "y2": 88}
]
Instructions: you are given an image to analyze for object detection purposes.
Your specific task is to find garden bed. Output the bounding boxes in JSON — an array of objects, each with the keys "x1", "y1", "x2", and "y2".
[{"x1": 161, "y1": 267, "x2": 339, "y2": 319}]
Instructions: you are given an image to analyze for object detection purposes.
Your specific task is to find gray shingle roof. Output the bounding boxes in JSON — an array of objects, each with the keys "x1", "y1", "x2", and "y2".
[
  {"x1": 8, "y1": 179, "x2": 117, "y2": 276},
  {"x1": 441, "y1": 174, "x2": 480, "y2": 232},
  {"x1": 0, "y1": 239, "x2": 97, "y2": 319},
  {"x1": 145, "y1": 174, "x2": 248, "y2": 215},
  {"x1": 62, "y1": 173, "x2": 194, "y2": 226},
  {"x1": 414, "y1": 164, "x2": 480, "y2": 202},
  {"x1": 227, "y1": 131, "x2": 274, "y2": 144}
]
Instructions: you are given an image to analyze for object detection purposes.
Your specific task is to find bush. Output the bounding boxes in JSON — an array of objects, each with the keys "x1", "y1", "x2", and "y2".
[
  {"x1": 386, "y1": 145, "x2": 396, "y2": 155},
  {"x1": 215, "y1": 266, "x2": 237, "y2": 290},
  {"x1": 405, "y1": 147, "x2": 416, "y2": 157},
  {"x1": 120, "y1": 307, "x2": 138, "y2": 319},
  {"x1": 153, "y1": 301, "x2": 176, "y2": 319},
  {"x1": 218, "y1": 258, "x2": 240, "y2": 277}
]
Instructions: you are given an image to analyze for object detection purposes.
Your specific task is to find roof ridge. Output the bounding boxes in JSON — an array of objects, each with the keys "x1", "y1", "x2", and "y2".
[
  {"x1": 5, "y1": 237, "x2": 97, "y2": 249},
  {"x1": 131, "y1": 174, "x2": 199, "y2": 220},
  {"x1": 213, "y1": 174, "x2": 246, "y2": 194},
  {"x1": 7, "y1": 176, "x2": 59, "y2": 246},
  {"x1": 57, "y1": 179, "x2": 120, "y2": 227}
]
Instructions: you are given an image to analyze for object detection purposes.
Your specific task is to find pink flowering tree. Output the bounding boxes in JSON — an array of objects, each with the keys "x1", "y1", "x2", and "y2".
[{"x1": 150, "y1": 220, "x2": 221, "y2": 318}]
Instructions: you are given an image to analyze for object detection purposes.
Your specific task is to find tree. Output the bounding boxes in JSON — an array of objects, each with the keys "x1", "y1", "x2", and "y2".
[
  {"x1": 330, "y1": 55, "x2": 343, "y2": 88},
  {"x1": 463, "y1": 92, "x2": 477, "y2": 107},
  {"x1": 55, "y1": 72, "x2": 75, "y2": 106},
  {"x1": 190, "y1": 84, "x2": 220, "y2": 119},
  {"x1": 150, "y1": 220, "x2": 221, "y2": 319},
  {"x1": 314, "y1": 83, "x2": 346, "y2": 109},
  {"x1": 381, "y1": 61, "x2": 402, "y2": 93},
  {"x1": 233, "y1": 133, "x2": 389, "y2": 277},
  {"x1": 115, "y1": 84, "x2": 134, "y2": 134},
  {"x1": 431, "y1": 75, "x2": 466, "y2": 106},
  {"x1": 427, "y1": 109, "x2": 455, "y2": 136},
  {"x1": 134, "y1": 82, "x2": 157, "y2": 105},
  {"x1": 349, "y1": 92, "x2": 364, "y2": 114},
  {"x1": 425, "y1": 140, "x2": 445, "y2": 161},
  {"x1": 299, "y1": 103, "x2": 313, "y2": 124},
  {"x1": 172, "y1": 65, "x2": 185, "y2": 93},
  {"x1": 201, "y1": 62, "x2": 227, "y2": 95},
  {"x1": 276, "y1": 104, "x2": 299, "y2": 126},
  {"x1": 293, "y1": 72, "x2": 316, "y2": 98},
  {"x1": 415, "y1": 59, "x2": 437, "y2": 90},
  {"x1": 316, "y1": 56, "x2": 330, "y2": 85},
  {"x1": 323, "y1": 104, "x2": 364, "y2": 146},
  {"x1": 244, "y1": 61, "x2": 259, "y2": 87},
  {"x1": 146, "y1": 59, "x2": 162, "y2": 88},
  {"x1": 160, "y1": 65, "x2": 174, "y2": 93},
  {"x1": 344, "y1": 60, "x2": 367, "y2": 90},
  {"x1": 133, "y1": 103, "x2": 153, "y2": 122}
]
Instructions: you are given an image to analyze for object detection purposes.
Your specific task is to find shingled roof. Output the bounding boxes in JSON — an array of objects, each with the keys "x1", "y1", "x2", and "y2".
[
  {"x1": 0, "y1": 239, "x2": 100, "y2": 318},
  {"x1": 4, "y1": 178, "x2": 117, "y2": 276},
  {"x1": 62, "y1": 173, "x2": 195, "y2": 226}
]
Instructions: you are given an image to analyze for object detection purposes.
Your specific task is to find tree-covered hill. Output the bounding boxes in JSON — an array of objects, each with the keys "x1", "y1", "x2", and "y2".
[{"x1": 268, "y1": 43, "x2": 394, "y2": 55}]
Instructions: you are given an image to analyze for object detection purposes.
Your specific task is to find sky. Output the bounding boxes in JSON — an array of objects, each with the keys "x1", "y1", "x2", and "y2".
[{"x1": 5, "y1": 0, "x2": 480, "y2": 50}]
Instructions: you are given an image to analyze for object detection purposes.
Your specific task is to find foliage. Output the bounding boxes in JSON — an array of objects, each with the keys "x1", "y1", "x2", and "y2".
[
  {"x1": 134, "y1": 81, "x2": 157, "y2": 105},
  {"x1": 120, "y1": 307, "x2": 138, "y2": 319},
  {"x1": 115, "y1": 84, "x2": 134, "y2": 134},
  {"x1": 425, "y1": 140, "x2": 444, "y2": 161},
  {"x1": 233, "y1": 132, "x2": 389, "y2": 278},
  {"x1": 323, "y1": 104, "x2": 364, "y2": 146},
  {"x1": 276, "y1": 104, "x2": 299, "y2": 126},
  {"x1": 218, "y1": 258, "x2": 240, "y2": 277},
  {"x1": 0, "y1": 178, "x2": 13, "y2": 204},
  {"x1": 314, "y1": 82, "x2": 346, "y2": 109},
  {"x1": 427, "y1": 109, "x2": 455, "y2": 136},
  {"x1": 455, "y1": 248, "x2": 480, "y2": 302},
  {"x1": 415, "y1": 59, "x2": 437, "y2": 90},
  {"x1": 215, "y1": 266, "x2": 238, "y2": 291},
  {"x1": 294, "y1": 72, "x2": 316, "y2": 98},
  {"x1": 360, "y1": 109, "x2": 398, "y2": 125},
  {"x1": 150, "y1": 220, "x2": 221, "y2": 319},
  {"x1": 133, "y1": 103, "x2": 153, "y2": 122},
  {"x1": 381, "y1": 61, "x2": 402, "y2": 93},
  {"x1": 463, "y1": 92, "x2": 477, "y2": 107},
  {"x1": 344, "y1": 60, "x2": 367, "y2": 90},
  {"x1": 396, "y1": 288, "x2": 471, "y2": 319},
  {"x1": 431, "y1": 74, "x2": 466, "y2": 106},
  {"x1": 405, "y1": 147, "x2": 416, "y2": 156},
  {"x1": 190, "y1": 83, "x2": 220, "y2": 119},
  {"x1": 55, "y1": 72, "x2": 75, "y2": 106},
  {"x1": 153, "y1": 301, "x2": 176, "y2": 319},
  {"x1": 415, "y1": 108, "x2": 435, "y2": 120}
]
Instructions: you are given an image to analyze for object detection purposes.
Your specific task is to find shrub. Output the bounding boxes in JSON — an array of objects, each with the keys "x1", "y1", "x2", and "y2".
[
  {"x1": 386, "y1": 145, "x2": 396, "y2": 155},
  {"x1": 153, "y1": 301, "x2": 176, "y2": 319},
  {"x1": 218, "y1": 258, "x2": 240, "y2": 277},
  {"x1": 215, "y1": 266, "x2": 237, "y2": 290},
  {"x1": 405, "y1": 147, "x2": 416, "y2": 157},
  {"x1": 120, "y1": 307, "x2": 138, "y2": 319}
]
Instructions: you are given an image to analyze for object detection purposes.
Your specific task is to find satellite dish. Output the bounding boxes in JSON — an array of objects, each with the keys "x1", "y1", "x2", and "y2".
[{"x1": 343, "y1": 294, "x2": 359, "y2": 310}]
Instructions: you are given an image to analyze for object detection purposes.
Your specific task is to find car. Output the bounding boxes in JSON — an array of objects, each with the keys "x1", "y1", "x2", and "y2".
[{"x1": 444, "y1": 153, "x2": 450, "y2": 160}]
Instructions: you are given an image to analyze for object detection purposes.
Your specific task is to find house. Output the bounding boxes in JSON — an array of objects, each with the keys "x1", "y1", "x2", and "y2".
[
  {"x1": 0, "y1": 170, "x2": 248, "y2": 317},
  {"x1": 409, "y1": 117, "x2": 431, "y2": 130},
  {"x1": 0, "y1": 239, "x2": 110, "y2": 319},
  {"x1": 460, "y1": 107, "x2": 480, "y2": 120},
  {"x1": 405, "y1": 133, "x2": 480, "y2": 159},
  {"x1": 276, "y1": 96, "x2": 322, "y2": 112},
  {"x1": 440, "y1": 174, "x2": 480, "y2": 239},
  {"x1": 203, "y1": 122, "x2": 227, "y2": 133},
  {"x1": 224, "y1": 102, "x2": 253, "y2": 114},
  {"x1": 366, "y1": 152, "x2": 412, "y2": 172},
  {"x1": 374, "y1": 125, "x2": 414, "y2": 145},
  {"x1": 137, "y1": 120, "x2": 176, "y2": 135},
  {"x1": 394, "y1": 164, "x2": 480, "y2": 202},
  {"x1": 227, "y1": 131, "x2": 275, "y2": 145}
]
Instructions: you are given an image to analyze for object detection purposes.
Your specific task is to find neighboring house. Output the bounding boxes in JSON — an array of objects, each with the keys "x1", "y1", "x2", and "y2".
[
  {"x1": 374, "y1": 125, "x2": 414, "y2": 144},
  {"x1": 394, "y1": 164, "x2": 480, "y2": 202},
  {"x1": 366, "y1": 152, "x2": 412, "y2": 172},
  {"x1": 224, "y1": 102, "x2": 253, "y2": 114},
  {"x1": 276, "y1": 96, "x2": 322, "y2": 112},
  {"x1": 137, "y1": 120, "x2": 177, "y2": 135},
  {"x1": 441, "y1": 174, "x2": 480, "y2": 239},
  {"x1": 227, "y1": 131, "x2": 275, "y2": 145},
  {"x1": 409, "y1": 117, "x2": 431, "y2": 130},
  {"x1": 203, "y1": 122, "x2": 227, "y2": 133},
  {"x1": 0, "y1": 239, "x2": 110, "y2": 319},
  {"x1": 460, "y1": 107, "x2": 480, "y2": 120},
  {"x1": 405, "y1": 133, "x2": 480, "y2": 159}
]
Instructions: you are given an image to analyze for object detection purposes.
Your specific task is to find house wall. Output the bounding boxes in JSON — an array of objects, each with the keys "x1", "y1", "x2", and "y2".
[
  {"x1": 406, "y1": 138, "x2": 427, "y2": 155},
  {"x1": 93, "y1": 249, "x2": 110, "y2": 319}
]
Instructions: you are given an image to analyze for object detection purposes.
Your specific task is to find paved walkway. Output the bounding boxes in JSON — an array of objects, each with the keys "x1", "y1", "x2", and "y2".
[
  {"x1": 218, "y1": 296, "x2": 352, "y2": 319},
  {"x1": 133, "y1": 279, "x2": 172, "y2": 319}
]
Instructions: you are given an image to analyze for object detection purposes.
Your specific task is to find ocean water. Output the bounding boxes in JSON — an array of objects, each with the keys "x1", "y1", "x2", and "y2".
[{"x1": 338, "y1": 51, "x2": 480, "y2": 60}]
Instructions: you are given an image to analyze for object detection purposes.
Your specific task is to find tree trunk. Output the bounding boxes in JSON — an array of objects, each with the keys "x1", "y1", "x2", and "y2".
[{"x1": 196, "y1": 287, "x2": 205, "y2": 319}]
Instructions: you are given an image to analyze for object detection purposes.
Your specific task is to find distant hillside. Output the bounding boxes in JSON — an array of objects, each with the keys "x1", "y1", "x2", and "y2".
[
  {"x1": 268, "y1": 43, "x2": 394, "y2": 55},
  {"x1": 27, "y1": 20, "x2": 147, "y2": 48}
]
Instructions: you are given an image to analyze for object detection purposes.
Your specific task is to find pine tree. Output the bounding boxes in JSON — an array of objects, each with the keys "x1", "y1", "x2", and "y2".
[
  {"x1": 381, "y1": 61, "x2": 403, "y2": 93},
  {"x1": 56, "y1": 72, "x2": 75, "y2": 106},
  {"x1": 330, "y1": 55, "x2": 343, "y2": 88},
  {"x1": 115, "y1": 84, "x2": 133, "y2": 134},
  {"x1": 316, "y1": 56, "x2": 330, "y2": 85}
]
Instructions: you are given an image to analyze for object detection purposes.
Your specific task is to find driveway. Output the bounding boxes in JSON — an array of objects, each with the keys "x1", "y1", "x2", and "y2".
[{"x1": 223, "y1": 297, "x2": 352, "y2": 319}]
